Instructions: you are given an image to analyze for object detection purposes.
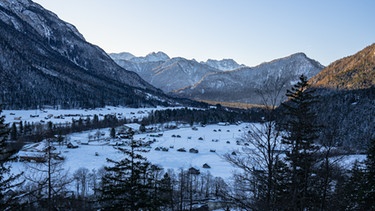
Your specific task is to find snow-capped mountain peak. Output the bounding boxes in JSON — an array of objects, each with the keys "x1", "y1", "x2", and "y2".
[
  {"x1": 202, "y1": 59, "x2": 245, "y2": 71},
  {"x1": 128, "y1": 51, "x2": 170, "y2": 63},
  {"x1": 110, "y1": 50, "x2": 324, "y2": 105},
  {"x1": 109, "y1": 51, "x2": 170, "y2": 63},
  {"x1": 109, "y1": 52, "x2": 135, "y2": 61},
  {"x1": 145, "y1": 51, "x2": 170, "y2": 62}
]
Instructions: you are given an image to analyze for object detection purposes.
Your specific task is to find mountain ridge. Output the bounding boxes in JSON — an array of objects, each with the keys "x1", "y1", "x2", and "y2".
[
  {"x1": 310, "y1": 43, "x2": 375, "y2": 90},
  {"x1": 0, "y1": 0, "x2": 182, "y2": 109},
  {"x1": 111, "y1": 51, "x2": 325, "y2": 105},
  {"x1": 305, "y1": 44, "x2": 375, "y2": 150}
]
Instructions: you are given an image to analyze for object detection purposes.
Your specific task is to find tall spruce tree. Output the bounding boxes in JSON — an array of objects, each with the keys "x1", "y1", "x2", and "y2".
[
  {"x1": 99, "y1": 139, "x2": 163, "y2": 210},
  {"x1": 280, "y1": 75, "x2": 320, "y2": 210},
  {"x1": 0, "y1": 107, "x2": 23, "y2": 209},
  {"x1": 10, "y1": 123, "x2": 17, "y2": 140}
]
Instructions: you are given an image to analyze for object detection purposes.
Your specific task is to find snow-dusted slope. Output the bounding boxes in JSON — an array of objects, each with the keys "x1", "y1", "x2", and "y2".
[
  {"x1": 176, "y1": 53, "x2": 324, "y2": 105},
  {"x1": 110, "y1": 52, "x2": 222, "y2": 93},
  {"x1": 0, "y1": 0, "x2": 84, "y2": 40},
  {"x1": 109, "y1": 52, "x2": 135, "y2": 61},
  {"x1": 0, "y1": 0, "x2": 181, "y2": 109},
  {"x1": 110, "y1": 51, "x2": 324, "y2": 105},
  {"x1": 131, "y1": 51, "x2": 170, "y2": 63},
  {"x1": 202, "y1": 59, "x2": 245, "y2": 71}
]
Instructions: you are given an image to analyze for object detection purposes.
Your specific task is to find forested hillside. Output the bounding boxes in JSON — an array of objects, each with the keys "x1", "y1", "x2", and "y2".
[
  {"x1": 0, "y1": 0, "x2": 179, "y2": 109},
  {"x1": 309, "y1": 44, "x2": 375, "y2": 150}
]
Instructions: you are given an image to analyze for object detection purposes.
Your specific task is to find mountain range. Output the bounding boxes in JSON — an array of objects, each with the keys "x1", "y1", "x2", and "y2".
[
  {"x1": 109, "y1": 51, "x2": 247, "y2": 93},
  {"x1": 110, "y1": 52, "x2": 324, "y2": 105},
  {"x1": 111, "y1": 45, "x2": 375, "y2": 150},
  {"x1": 0, "y1": 0, "x2": 373, "y2": 150}
]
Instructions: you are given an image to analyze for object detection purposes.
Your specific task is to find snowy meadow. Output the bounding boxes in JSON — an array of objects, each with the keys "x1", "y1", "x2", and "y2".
[
  {"x1": 4, "y1": 106, "x2": 365, "y2": 194},
  {"x1": 4, "y1": 107, "x2": 246, "y2": 180}
]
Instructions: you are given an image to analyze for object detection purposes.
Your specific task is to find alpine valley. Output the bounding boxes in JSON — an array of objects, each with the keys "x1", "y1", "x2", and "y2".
[
  {"x1": 0, "y1": 0, "x2": 373, "y2": 149},
  {"x1": 110, "y1": 48, "x2": 375, "y2": 150},
  {"x1": 0, "y1": 0, "x2": 375, "y2": 210}
]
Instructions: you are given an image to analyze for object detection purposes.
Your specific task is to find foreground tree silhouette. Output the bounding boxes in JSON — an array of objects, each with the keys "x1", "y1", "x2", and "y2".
[
  {"x1": 0, "y1": 107, "x2": 23, "y2": 209},
  {"x1": 22, "y1": 139, "x2": 72, "y2": 210},
  {"x1": 280, "y1": 75, "x2": 321, "y2": 210},
  {"x1": 98, "y1": 138, "x2": 165, "y2": 210},
  {"x1": 224, "y1": 76, "x2": 287, "y2": 210},
  {"x1": 337, "y1": 138, "x2": 375, "y2": 210},
  {"x1": 363, "y1": 138, "x2": 375, "y2": 210}
]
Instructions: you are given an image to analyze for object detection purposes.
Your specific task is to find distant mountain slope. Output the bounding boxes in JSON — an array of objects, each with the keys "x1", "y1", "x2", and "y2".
[
  {"x1": 0, "y1": 0, "x2": 177, "y2": 109},
  {"x1": 201, "y1": 59, "x2": 245, "y2": 71},
  {"x1": 310, "y1": 43, "x2": 375, "y2": 89},
  {"x1": 110, "y1": 52, "x2": 222, "y2": 93},
  {"x1": 111, "y1": 52, "x2": 324, "y2": 105},
  {"x1": 176, "y1": 53, "x2": 324, "y2": 105}
]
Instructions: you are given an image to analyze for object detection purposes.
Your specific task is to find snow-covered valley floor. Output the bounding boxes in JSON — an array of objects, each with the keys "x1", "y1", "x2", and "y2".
[{"x1": 4, "y1": 106, "x2": 366, "y2": 186}]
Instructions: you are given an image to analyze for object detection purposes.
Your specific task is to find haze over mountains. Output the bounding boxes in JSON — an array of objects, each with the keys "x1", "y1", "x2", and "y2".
[{"x1": 110, "y1": 52, "x2": 324, "y2": 105}]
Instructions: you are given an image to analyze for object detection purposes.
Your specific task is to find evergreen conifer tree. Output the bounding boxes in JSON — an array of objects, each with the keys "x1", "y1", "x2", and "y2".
[
  {"x1": 363, "y1": 138, "x2": 375, "y2": 209},
  {"x1": 10, "y1": 122, "x2": 17, "y2": 140},
  {"x1": 110, "y1": 127, "x2": 116, "y2": 139},
  {"x1": 159, "y1": 172, "x2": 174, "y2": 209},
  {"x1": 0, "y1": 107, "x2": 23, "y2": 209},
  {"x1": 280, "y1": 75, "x2": 320, "y2": 210},
  {"x1": 99, "y1": 139, "x2": 163, "y2": 210},
  {"x1": 335, "y1": 161, "x2": 366, "y2": 210},
  {"x1": 332, "y1": 139, "x2": 375, "y2": 210}
]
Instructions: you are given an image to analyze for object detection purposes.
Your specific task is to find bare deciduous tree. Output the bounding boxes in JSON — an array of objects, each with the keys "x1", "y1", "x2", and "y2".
[
  {"x1": 224, "y1": 76, "x2": 287, "y2": 210},
  {"x1": 21, "y1": 139, "x2": 72, "y2": 210}
]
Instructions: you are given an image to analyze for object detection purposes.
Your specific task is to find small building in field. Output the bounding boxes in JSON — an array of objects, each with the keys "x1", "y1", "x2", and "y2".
[
  {"x1": 18, "y1": 151, "x2": 46, "y2": 162},
  {"x1": 123, "y1": 123, "x2": 141, "y2": 133},
  {"x1": 203, "y1": 163, "x2": 211, "y2": 169},
  {"x1": 80, "y1": 139, "x2": 89, "y2": 145},
  {"x1": 17, "y1": 140, "x2": 62, "y2": 162},
  {"x1": 189, "y1": 148, "x2": 199, "y2": 153},
  {"x1": 67, "y1": 141, "x2": 79, "y2": 148},
  {"x1": 217, "y1": 122, "x2": 229, "y2": 126},
  {"x1": 188, "y1": 167, "x2": 200, "y2": 175}
]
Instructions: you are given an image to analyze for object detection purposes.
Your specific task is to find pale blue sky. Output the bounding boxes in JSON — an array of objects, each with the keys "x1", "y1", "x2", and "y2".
[{"x1": 33, "y1": 0, "x2": 374, "y2": 67}]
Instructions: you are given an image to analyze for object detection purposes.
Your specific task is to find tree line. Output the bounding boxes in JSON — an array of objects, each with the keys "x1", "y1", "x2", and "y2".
[{"x1": 141, "y1": 106, "x2": 265, "y2": 126}]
